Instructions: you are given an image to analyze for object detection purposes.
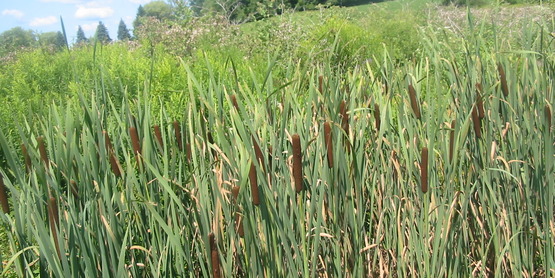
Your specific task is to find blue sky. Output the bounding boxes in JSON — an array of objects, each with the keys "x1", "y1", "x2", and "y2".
[{"x1": 1, "y1": 0, "x2": 154, "y2": 42}]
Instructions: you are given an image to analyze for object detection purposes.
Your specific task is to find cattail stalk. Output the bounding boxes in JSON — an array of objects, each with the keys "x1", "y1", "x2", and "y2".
[
  {"x1": 421, "y1": 147, "x2": 428, "y2": 194},
  {"x1": 323, "y1": 122, "x2": 333, "y2": 168},
  {"x1": 21, "y1": 143, "x2": 32, "y2": 172},
  {"x1": 231, "y1": 186, "x2": 244, "y2": 237},
  {"x1": 173, "y1": 121, "x2": 183, "y2": 151},
  {"x1": 153, "y1": 125, "x2": 163, "y2": 149},
  {"x1": 292, "y1": 134, "x2": 303, "y2": 193},
  {"x1": 129, "y1": 127, "x2": 142, "y2": 166},
  {"x1": 373, "y1": 104, "x2": 381, "y2": 131},
  {"x1": 472, "y1": 106, "x2": 482, "y2": 138},
  {"x1": 48, "y1": 195, "x2": 61, "y2": 260},
  {"x1": 475, "y1": 83, "x2": 485, "y2": 119},
  {"x1": 249, "y1": 162, "x2": 260, "y2": 205},
  {"x1": 498, "y1": 63, "x2": 509, "y2": 97},
  {"x1": 408, "y1": 84, "x2": 421, "y2": 119},
  {"x1": 449, "y1": 120, "x2": 456, "y2": 162},
  {"x1": 0, "y1": 173, "x2": 10, "y2": 214},
  {"x1": 37, "y1": 136, "x2": 49, "y2": 168},
  {"x1": 546, "y1": 104, "x2": 552, "y2": 132},
  {"x1": 209, "y1": 233, "x2": 221, "y2": 278}
]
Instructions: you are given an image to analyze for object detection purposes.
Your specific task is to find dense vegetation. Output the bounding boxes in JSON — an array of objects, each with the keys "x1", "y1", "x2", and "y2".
[{"x1": 0, "y1": 0, "x2": 554, "y2": 277}]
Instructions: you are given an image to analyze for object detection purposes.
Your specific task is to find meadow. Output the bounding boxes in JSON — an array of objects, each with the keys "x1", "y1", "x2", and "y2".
[{"x1": 0, "y1": 1, "x2": 554, "y2": 277}]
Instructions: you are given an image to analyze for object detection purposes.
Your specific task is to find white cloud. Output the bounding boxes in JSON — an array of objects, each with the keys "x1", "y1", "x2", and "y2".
[
  {"x1": 75, "y1": 5, "x2": 114, "y2": 19},
  {"x1": 29, "y1": 16, "x2": 58, "y2": 27},
  {"x1": 2, "y1": 9, "x2": 24, "y2": 18},
  {"x1": 80, "y1": 22, "x2": 99, "y2": 32}
]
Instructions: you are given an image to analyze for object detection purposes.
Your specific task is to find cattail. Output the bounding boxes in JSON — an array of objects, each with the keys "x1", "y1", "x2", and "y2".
[
  {"x1": 408, "y1": 84, "x2": 421, "y2": 119},
  {"x1": 249, "y1": 162, "x2": 260, "y2": 206},
  {"x1": 186, "y1": 143, "x2": 192, "y2": 162},
  {"x1": 104, "y1": 131, "x2": 122, "y2": 177},
  {"x1": 129, "y1": 127, "x2": 142, "y2": 166},
  {"x1": 546, "y1": 104, "x2": 552, "y2": 132},
  {"x1": 173, "y1": 121, "x2": 183, "y2": 151},
  {"x1": 449, "y1": 120, "x2": 456, "y2": 162},
  {"x1": 339, "y1": 100, "x2": 349, "y2": 133},
  {"x1": 153, "y1": 125, "x2": 163, "y2": 149},
  {"x1": 0, "y1": 173, "x2": 10, "y2": 214},
  {"x1": 373, "y1": 104, "x2": 381, "y2": 131},
  {"x1": 208, "y1": 233, "x2": 221, "y2": 278},
  {"x1": 37, "y1": 136, "x2": 49, "y2": 168},
  {"x1": 292, "y1": 134, "x2": 303, "y2": 193},
  {"x1": 498, "y1": 63, "x2": 509, "y2": 97},
  {"x1": 420, "y1": 147, "x2": 428, "y2": 194},
  {"x1": 48, "y1": 195, "x2": 61, "y2": 260},
  {"x1": 231, "y1": 186, "x2": 244, "y2": 237},
  {"x1": 323, "y1": 122, "x2": 333, "y2": 168},
  {"x1": 231, "y1": 94, "x2": 239, "y2": 110},
  {"x1": 476, "y1": 83, "x2": 485, "y2": 119},
  {"x1": 252, "y1": 135, "x2": 264, "y2": 171},
  {"x1": 318, "y1": 75, "x2": 323, "y2": 94},
  {"x1": 471, "y1": 106, "x2": 482, "y2": 138},
  {"x1": 21, "y1": 143, "x2": 32, "y2": 172}
]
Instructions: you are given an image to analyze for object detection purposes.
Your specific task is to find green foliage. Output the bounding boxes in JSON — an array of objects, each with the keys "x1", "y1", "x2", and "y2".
[
  {"x1": 75, "y1": 26, "x2": 88, "y2": 45},
  {"x1": 94, "y1": 21, "x2": 112, "y2": 44},
  {"x1": 37, "y1": 32, "x2": 66, "y2": 51},
  {"x1": 117, "y1": 19, "x2": 132, "y2": 41},
  {"x1": 0, "y1": 27, "x2": 36, "y2": 56}
]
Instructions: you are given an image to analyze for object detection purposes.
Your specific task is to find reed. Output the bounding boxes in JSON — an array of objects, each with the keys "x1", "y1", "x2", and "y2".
[
  {"x1": 420, "y1": 147, "x2": 428, "y2": 194},
  {"x1": 292, "y1": 134, "x2": 303, "y2": 193},
  {"x1": 0, "y1": 173, "x2": 9, "y2": 214},
  {"x1": 408, "y1": 84, "x2": 421, "y2": 119},
  {"x1": 249, "y1": 162, "x2": 260, "y2": 205},
  {"x1": 173, "y1": 121, "x2": 183, "y2": 151},
  {"x1": 323, "y1": 122, "x2": 333, "y2": 168}
]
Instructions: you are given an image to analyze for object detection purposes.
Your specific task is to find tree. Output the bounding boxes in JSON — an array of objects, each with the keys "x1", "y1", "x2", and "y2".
[
  {"x1": 95, "y1": 21, "x2": 111, "y2": 44},
  {"x1": 117, "y1": 19, "x2": 132, "y2": 41},
  {"x1": 0, "y1": 27, "x2": 36, "y2": 55},
  {"x1": 143, "y1": 1, "x2": 174, "y2": 20},
  {"x1": 133, "y1": 5, "x2": 146, "y2": 33},
  {"x1": 76, "y1": 26, "x2": 88, "y2": 44},
  {"x1": 38, "y1": 31, "x2": 66, "y2": 51}
]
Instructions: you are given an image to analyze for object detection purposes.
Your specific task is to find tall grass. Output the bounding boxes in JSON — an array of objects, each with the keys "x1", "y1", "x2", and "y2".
[{"x1": 0, "y1": 11, "x2": 553, "y2": 278}]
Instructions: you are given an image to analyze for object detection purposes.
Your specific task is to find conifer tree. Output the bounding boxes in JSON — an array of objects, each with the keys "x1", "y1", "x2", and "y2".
[
  {"x1": 76, "y1": 26, "x2": 88, "y2": 44},
  {"x1": 117, "y1": 19, "x2": 132, "y2": 41},
  {"x1": 95, "y1": 21, "x2": 111, "y2": 44}
]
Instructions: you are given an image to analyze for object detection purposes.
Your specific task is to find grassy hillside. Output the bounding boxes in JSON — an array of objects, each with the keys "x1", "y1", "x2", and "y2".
[{"x1": 0, "y1": 0, "x2": 554, "y2": 276}]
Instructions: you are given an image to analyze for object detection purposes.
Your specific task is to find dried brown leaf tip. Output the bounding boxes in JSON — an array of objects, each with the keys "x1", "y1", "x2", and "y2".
[
  {"x1": 292, "y1": 134, "x2": 303, "y2": 193},
  {"x1": 420, "y1": 147, "x2": 428, "y2": 194},
  {"x1": 323, "y1": 122, "x2": 333, "y2": 168},
  {"x1": 153, "y1": 125, "x2": 163, "y2": 149},
  {"x1": 0, "y1": 173, "x2": 10, "y2": 214},
  {"x1": 498, "y1": 63, "x2": 509, "y2": 97},
  {"x1": 408, "y1": 83, "x2": 421, "y2": 119},
  {"x1": 173, "y1": 121, "x2": 183, "y2": 151}
]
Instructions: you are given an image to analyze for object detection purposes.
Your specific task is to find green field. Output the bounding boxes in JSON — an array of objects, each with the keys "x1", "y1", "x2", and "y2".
[{"x1": 0, "y1": 0, "x2": 554, "y2": 277}]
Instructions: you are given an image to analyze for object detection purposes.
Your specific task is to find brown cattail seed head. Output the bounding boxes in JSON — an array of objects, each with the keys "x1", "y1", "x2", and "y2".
[
  {"x1": 498, "y1": 63, "x2": 509, "y2": 97},
  {"x1": 339, "y1": 100, "x2": 349, "y2": 133},
  {"x1": 449, "y1": 120, "x2": 456, "y2": 162},
  {"x1": 373, "y1": 104, "x2": 381, "y2": 131},
  {"x1": 318, "y1": 75, "x2": 323, "y2": 94},
  {"x1": 249, "y1": 162, "x2": 260, "y2": 206},
  {"x1": 37, "y1": 136, "x2": 49, "y2": 168},
  {"x1": 231, "y1": 186, "x2": 244, "y2": 237},
  {"x1": 231, "y1": 94, "x2": 239, "y2": 110},
  {"x1": 21, "y1": 143, "x2": 32, "y2": 172},
  {"x1": 208, "y1": 233, "x2": 221, "y2": 278},
  {"x1": 472, "y1": 106, "x2": 482, "y2": 138},
  {"x1": 173, "y1": 121, "x2": 183, "y2": 151},
  {"x1": 153, "y1": 125, "x2": 163, "y2": 149},
  {"x1": 475, "y1": 83, "x2": 485, "y2": 119},
  {"x1": 0, "y1": 173, "x2": 10, "y2": 214},
  {"x1": 408, "y1": 84, "x2": 421, "y2": 119},
  {"x1": 104, "y1": 131, "x2": 122, "y2": 177},
  {"x1": 292, "y1": 134, "x2": 303, "y2": 193},
  {"x1": 48, "y1": 195, "x2": 61, "y2": 260},
  {"x1": 186, "y1": 143, "x2": 192, "y2": 162},
  {"x1": 129, "y1": 127, "x2": 141, "y2": 155},
  {"x1": 323, "y1": 122, "x2": 333, "y2": 168},
  {"x1": 546, "y1": 104, "x2": 552, "y2": 132},
  {"x1": 420, "y1": 147, "x2": 429, "y2": 194}
]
